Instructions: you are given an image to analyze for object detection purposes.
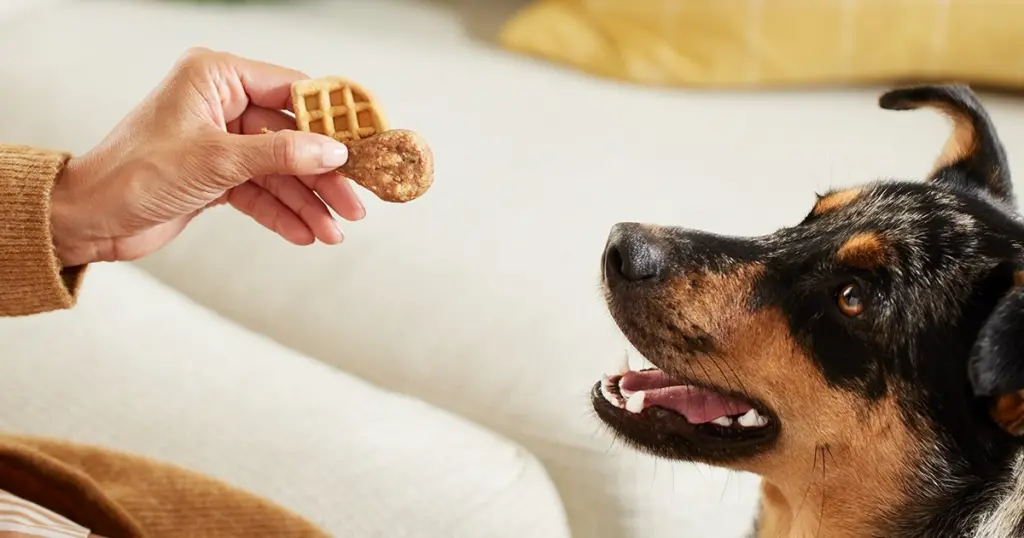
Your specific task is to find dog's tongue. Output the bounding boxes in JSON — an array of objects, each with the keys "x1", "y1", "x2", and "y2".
[{"x1": 620, "y1": 370, "x2": 752, "y2": 424}]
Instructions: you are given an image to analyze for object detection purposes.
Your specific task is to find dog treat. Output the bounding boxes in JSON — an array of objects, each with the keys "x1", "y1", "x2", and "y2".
[
  {"x1": 289, "y1": 76, "x2": 433, "y2": 203},
  {"x1": 338, "y1": 129, "x2": 434, "y2": 203},
  {"x1": 291, "y1": 76, "x2": 389, "y2": 142}
]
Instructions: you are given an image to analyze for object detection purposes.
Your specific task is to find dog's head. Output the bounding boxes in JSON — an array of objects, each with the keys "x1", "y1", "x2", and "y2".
[{"x1": 593, "y1": 85, "x2": 1024, "y2": 534}]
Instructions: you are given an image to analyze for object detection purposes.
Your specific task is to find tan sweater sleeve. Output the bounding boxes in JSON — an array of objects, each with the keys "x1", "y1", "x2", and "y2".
[{"x1": 0, "y1": 145, "x2": 86, "y2": 317}]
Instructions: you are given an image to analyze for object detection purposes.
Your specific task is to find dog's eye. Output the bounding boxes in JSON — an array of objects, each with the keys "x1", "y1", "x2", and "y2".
[{"x1": 837, "y1": 284, "x2": 864, "y2": 317}]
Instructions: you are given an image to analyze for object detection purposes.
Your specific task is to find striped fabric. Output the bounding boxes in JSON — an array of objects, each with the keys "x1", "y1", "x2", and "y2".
[{"x1": 0, "y1": 489, "x2": 89, "y2": 538}]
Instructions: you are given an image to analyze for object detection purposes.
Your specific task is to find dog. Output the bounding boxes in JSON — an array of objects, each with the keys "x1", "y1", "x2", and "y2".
[{"x1": 592, "y1": 85, "x2": 1024, "y2": 538}]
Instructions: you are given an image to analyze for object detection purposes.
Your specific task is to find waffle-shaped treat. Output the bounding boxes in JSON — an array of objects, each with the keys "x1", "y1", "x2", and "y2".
[
  {"x1": 291, "y1": 76, "x2": 388, "y2": 142},
  {"x1": 290, "y1": 77, "x2": 433, "y2": 203}
]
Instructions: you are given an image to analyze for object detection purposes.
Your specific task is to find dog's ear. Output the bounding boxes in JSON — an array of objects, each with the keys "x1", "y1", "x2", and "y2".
[
  {"x1": 879, "y1": 84, "x2": 1013, "y2": 204},
  {"x1": 968, "y1": 268, "x2": 1024, "y2": 435}
]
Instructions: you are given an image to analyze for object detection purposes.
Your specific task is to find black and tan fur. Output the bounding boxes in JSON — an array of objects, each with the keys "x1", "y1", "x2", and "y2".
[{"x1": 593, "y1": 85, "x2": 1024, "y2": 537}]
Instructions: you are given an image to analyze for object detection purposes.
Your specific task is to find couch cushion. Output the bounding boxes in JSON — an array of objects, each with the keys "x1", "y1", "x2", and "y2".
[
  {"x1": 0, "y1": 263, "x2": 569, "y2": 538},
  {"x1": 499, "y1": 0, "x2": 1024, "y2": 88}
]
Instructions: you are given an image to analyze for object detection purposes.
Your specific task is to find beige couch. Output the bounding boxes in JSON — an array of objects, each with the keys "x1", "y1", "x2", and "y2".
[{"x1": 3, "y1": 1, "x2": 1024, "y2": 537}]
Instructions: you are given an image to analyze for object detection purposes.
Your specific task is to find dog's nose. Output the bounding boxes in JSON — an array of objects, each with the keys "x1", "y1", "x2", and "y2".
[{"x1": 603, "y1": 223, "x2": 665, "y2": 283}]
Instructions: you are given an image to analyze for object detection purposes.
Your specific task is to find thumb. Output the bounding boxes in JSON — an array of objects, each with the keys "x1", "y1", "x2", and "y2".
[{"x1": 217, "y1": 130, "x2": 349, "y2": 179}]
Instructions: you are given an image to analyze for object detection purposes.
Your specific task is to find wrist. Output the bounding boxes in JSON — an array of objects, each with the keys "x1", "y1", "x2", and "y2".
[{"x1": 51, "y1": 157, "x2": 102, "y2": 267}]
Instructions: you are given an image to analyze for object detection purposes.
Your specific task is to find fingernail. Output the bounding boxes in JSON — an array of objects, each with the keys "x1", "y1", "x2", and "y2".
[
  {"x1": 333, "y1": 219, "x2": 344, "y2": 237},
  {"x1": 321, "y1": 141, "x2": 349, "y2": 169}
]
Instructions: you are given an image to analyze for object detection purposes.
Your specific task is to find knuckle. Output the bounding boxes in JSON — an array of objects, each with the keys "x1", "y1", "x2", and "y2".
[
  {"x1": 180, "y1": 46, "x2": 214, "y2": 65},
  {"x1": 175, "y1": 47, "x2": 229, "y2": 79},
  {"x1": 270, "y1": 132, "x2": 300, "y2": 172},
  {"x1": 176, "y1": 49, "x2": 205, "y2": 73}
]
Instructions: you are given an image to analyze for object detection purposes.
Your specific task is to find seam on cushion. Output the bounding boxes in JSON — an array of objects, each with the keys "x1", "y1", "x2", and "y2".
[{"x1": 438, "y1": 445, "x2": 564, "y2": 533}]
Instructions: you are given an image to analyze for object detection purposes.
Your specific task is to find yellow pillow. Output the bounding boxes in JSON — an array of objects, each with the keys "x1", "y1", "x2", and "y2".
[{"x1": 499, "y1": 0, "x2": 1024, "y2": 88}]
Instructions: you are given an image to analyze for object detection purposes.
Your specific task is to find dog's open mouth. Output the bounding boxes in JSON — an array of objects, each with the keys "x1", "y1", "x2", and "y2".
[{"x1": 592, "y1": 362, "x2": 779, "y2": 456}]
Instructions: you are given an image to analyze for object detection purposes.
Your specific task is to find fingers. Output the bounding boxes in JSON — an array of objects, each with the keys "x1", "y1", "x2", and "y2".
[
  {"x1": 236, "y1": 106, "x2": 297, "y2": 135},
  {"x1": 301, "y1": 171, "x2": 366, "y2": 222},
  {"x1": 152, "y1": 50, "x2": 365, "y2": 249},
  {"x1": 255, "y1": 174, "x2": 344, "y2": 244},
  {"x1": 237, "y1": 106, "x2": 365, "y2": 223},
  {"x1": 178, "y1": 47, "x2": 306, "y2": 111},
  {"x1": 229, "y1": 55, "x2": 307, "y2": 111},
  {"x1": 212, "y1": 130, "x2": 349, "y2": 181},
  {"x1": 227, "y1": 181, "x2": 315, "y2": 246}
]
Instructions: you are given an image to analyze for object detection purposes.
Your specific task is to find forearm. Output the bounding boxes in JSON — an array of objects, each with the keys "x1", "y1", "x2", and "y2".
[{"x1": 0, "y1": 144, "x2": 87, "y2": 317}]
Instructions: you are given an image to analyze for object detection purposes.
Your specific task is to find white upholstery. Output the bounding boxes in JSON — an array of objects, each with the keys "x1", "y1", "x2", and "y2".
[
  {"x1": 0, "y1": 263, "x2": 570, "y2": 538},
  {"x1": 4, "y1": 1, "x2": 1024, "y2": 537}
]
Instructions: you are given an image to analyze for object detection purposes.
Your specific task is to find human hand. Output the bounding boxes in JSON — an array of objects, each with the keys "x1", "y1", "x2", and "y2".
[{"x1": 51, "y1": 48, "x2": 365, "y2": 268}]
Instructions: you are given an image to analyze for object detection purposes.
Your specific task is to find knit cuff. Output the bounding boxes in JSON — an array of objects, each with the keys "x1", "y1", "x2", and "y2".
[{"x1": 0, "y1": 145, "x2": 86, "y2": 317}]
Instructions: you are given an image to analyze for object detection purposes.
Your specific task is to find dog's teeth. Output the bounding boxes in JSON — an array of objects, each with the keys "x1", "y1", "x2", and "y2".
[
  {"x1": 711, "y1": 416, "x2": 733, "y2": 427},
  {"x1": 619, "y1": 351, "x2": 631, "y2": 374},
  {"x1": 628, "y1": 353, "x2": 639, "y2": 372},
  {"x1": 737, "y1": 409, "x2": 769, "y2": 428},
  {"x1": 737, "y1": 409, "x2": 759, "y2": 427},
  {"x1": 600, "y1": 377, "x2": 623, "y2": 408},
  {"x1": 625, "y1": 391, "x2": 646, "y2": 413},
  {"x1": 618, "y1": 376, "x2": 634, "y2": 399}
]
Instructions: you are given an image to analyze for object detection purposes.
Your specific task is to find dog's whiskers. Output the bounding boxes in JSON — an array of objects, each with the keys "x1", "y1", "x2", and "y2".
[
  {"x1": 784, "y1": 445, "x2": 822, "y2": 538},
  {"x1": 817, "y1": 445, "x2": 828, "y2": 538}
]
